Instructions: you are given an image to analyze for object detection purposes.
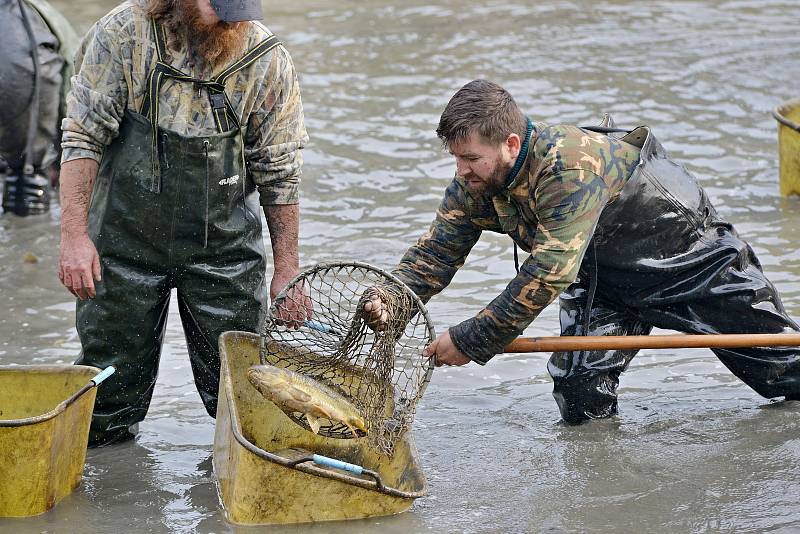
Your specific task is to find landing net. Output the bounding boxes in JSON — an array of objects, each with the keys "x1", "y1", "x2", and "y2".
[{"x1": 259, "y1": 261, "x2": 435, "y2": 456}]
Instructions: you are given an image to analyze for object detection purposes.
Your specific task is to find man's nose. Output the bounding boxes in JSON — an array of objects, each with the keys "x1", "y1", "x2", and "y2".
[{"x1": 455, "y1": 158, "x2": 470, "y2": 177}]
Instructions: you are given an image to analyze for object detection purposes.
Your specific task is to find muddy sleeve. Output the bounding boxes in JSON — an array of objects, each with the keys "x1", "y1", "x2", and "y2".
[
  {"x1": 245, "y1": 45, "x2": 308, "y2": 207},
  {"x1": 449, "y1": 168, "x2": 611, "y2": 364},
  {"x1": 60, "y1": 20, "x2": 128, "y2": 164},
  {"x1": 392, "y1": 179, "x2": 482, "y2": 302}
]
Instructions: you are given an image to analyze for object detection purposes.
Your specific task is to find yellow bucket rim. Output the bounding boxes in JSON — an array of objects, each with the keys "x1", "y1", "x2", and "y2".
[
  {"x1": 773, "y1": 98, "x2": 800, "y2": 132},
  {"x1": 0, "y1": 365, "x2": 101, "y2": 428}
]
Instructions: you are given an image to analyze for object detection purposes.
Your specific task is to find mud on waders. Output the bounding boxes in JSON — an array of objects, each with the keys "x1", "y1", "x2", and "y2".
[{"x1": 75, "y1": 19, "x2": 281, "y2": 446}]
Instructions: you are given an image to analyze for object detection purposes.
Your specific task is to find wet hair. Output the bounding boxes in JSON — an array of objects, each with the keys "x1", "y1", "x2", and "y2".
[{"x1": 436, "y1": 80, "x2": 528, "y2": 147}]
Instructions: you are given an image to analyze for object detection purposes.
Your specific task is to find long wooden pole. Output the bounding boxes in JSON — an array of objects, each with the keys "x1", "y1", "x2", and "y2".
[{"x1": 503, "y1": 333, "x2": 800, "y2": 353}]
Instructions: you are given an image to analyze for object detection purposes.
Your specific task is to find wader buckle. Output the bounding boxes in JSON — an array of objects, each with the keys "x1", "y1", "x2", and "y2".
[{"x1": 210, "y1": 93, "x2": 226, "y2": 111}]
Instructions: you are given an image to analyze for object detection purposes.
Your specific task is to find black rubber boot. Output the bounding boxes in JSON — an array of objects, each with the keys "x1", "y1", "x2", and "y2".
[{"x1": 2, "y1": 172, "x2": 50, "y2": 216}]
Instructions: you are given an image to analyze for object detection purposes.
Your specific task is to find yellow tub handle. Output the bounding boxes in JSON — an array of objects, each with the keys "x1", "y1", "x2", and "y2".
[
  {"x1": 91, "y1": 366, "x2": 116, "y2": 385},
  {"x1": 63, "y1": 367, "x2": 116, "y2": 410},
  {"x1": 773, "y1": 108, "x2": 800, "y2": 132}
]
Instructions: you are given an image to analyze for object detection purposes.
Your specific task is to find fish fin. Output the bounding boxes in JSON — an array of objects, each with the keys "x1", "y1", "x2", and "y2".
[
  {"x1": 291, "y1": 388, "x2": 313, "y2": 403},
  {"x1": 306, "y1": 414, "x2": 321, "y2": 434}
]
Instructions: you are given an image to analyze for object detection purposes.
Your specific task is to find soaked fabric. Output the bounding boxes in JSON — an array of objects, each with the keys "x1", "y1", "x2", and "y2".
[
  {"x1": 61, "y1": 0, "x2": 307, "y2": 206},
  {"x1": 393, "y1": 121, "x2": 641, "y2": 363},
  {"x1": 72, "y1": 20, "x2": 282, "y2": 445},
  {"x1": 25, "y1": 0, "x2": 79, "y2": 109},
  {"x1": 0, "y1": 0, "x2": 68, "y2": 173},
  {"x1": 548, "y1": 126, "x2": 800, "y2": 423}
]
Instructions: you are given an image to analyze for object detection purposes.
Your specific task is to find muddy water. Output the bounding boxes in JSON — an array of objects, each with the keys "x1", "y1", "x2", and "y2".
[{"x1": 2, "y1": 1, "x2": 800, "y2": 532}]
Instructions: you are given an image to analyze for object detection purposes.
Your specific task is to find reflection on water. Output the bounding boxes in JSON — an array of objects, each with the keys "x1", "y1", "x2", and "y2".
[{"x1": 1, "y1": 0, "x2": 800, "y2": 532}]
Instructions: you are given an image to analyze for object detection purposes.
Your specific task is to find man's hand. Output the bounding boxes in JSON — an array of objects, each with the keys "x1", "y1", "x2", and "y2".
[
  {"x1": 423, "y1": 329, "x2": 471, "y2": 367},
  {"x1": 270, "y1": 269, "x2": 312, "y2": 329},
  {"x1": 59, "y1": 158, "x2": 100, "y2": 300},
  {"x1": 59, "y1": 233, "x2": 101, "y2": 300},
  {"x1": 264, "y1": 204, "x2": 309, "y2": 329},
  {"x1": 362, "y1": 287, "x2": 389, "y2": 332}
]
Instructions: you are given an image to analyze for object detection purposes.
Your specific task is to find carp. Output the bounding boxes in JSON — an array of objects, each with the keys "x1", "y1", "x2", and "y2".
[{"x1": 247, "y1": 364, "x2": 368, "y2": 439}]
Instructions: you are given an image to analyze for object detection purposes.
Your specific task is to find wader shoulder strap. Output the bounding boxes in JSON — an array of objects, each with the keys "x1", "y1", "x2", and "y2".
[
  {"x1": 139, "y1": 19, "x2": 282, "y2": 134},
  {"x1": 581, "y1": 126, "x2": 631, "y2": 134},
  {"x1": 139, "y1": 18, "x2": 282, "y2": 188},
  {"x1": 17, "y1": 0, "x2": 41, "y2": 179},
  {"x1": 581, "y1": 125, "x2": 649, "y2": 149},
  {"x1": 208, "y1": 34, "x2": 282, "y2": 132}
]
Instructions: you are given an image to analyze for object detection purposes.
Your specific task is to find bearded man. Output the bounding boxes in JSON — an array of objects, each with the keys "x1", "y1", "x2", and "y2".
[
  {"x1": 365, "y1": 79, "x2": 800, "y2": 424},
  {"x1": 58, "y1": 0, "x2": 308, "y2": 446}
]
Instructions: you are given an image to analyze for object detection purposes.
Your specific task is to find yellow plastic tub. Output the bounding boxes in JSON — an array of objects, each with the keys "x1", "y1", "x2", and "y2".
[
  {"x1": 0, "y1": 364, "x2": 106, "y2": 517},
  {"x1": 773, "y1": 98, "x2": 800, "y2": 196},
  {"x1": 213, "y1": 331, "x2": 428, "y2": 526}
]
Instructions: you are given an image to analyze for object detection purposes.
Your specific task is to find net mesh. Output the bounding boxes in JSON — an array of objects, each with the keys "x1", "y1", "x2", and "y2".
[{"x1": 259, "y1": 261, "x2": 435, "y2": 456}]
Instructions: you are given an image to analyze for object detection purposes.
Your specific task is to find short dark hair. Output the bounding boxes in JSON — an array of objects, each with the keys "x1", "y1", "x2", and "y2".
[{"x1": 436, "y1": 80, "x2": 528, "y2": 147}]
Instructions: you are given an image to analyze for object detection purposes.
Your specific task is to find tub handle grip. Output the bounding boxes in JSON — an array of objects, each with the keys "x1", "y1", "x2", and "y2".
[
  {"x1": 310, "y1": 454, "x2": 386, "y2": 491},
  {"x1": 91, "y1": 366, "x2": 116, "y2": 386},
  {"x1": 312, "y1": 454, "x2": 363, "y2": 474}
]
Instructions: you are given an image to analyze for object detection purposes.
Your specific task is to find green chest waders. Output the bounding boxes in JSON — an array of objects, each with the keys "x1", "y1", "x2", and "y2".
[
  {"x1": 546, "y1": 124, "x2": 800, "y2": 424},
  {"x1": 75, "y1": 21, "x2": 281, "y2": 446}
]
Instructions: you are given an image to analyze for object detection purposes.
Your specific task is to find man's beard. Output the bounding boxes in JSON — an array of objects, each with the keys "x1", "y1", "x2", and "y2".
[
  {"x1": 463, "y1": 160, "x2": 509, "y2": 197},
  {"x1": 177, "y1": 0, "x2": 250, "y2": 66}
]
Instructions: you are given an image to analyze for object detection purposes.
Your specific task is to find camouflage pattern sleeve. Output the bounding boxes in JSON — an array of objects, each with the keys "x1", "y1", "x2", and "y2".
[
  {"x1": 245, "y1": 45, "x2": 308, "y2": 206},
  {"x1": 60, "y1": 17, "x2": 129, "y2": 163},
  {"x1": 449, "y1": 168, "x2": 612, "y2": 364},
  {"x1": 392, "y1": 178, "x2": 483, "y2": 302}
]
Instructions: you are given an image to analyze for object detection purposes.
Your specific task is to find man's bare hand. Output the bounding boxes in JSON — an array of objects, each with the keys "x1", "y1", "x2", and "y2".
[
  {"x1": 271, "y1": 270, "x2": 312, "y2": 329},
  {"x1": 58, "y1": 158, "x2": 100, "y2": 300},
  {"x1": 423, "y1": 329, "x2": 471, "y2": 367},
  {"x1": 362, "y1": 287, "x2": 389, "y2": 332},
  {"x1": 59, "y1": 233, "x2": 101, "y2": 300}
]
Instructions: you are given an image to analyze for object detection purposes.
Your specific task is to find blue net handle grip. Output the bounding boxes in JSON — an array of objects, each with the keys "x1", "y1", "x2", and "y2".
[
  {"x1": 303, "y1": 320, "x2": 341, "y2": 336},
  {"x1": 312, "y1": 454, "x2": 364, "y2": 475},
  {"x1": 91, "y1": 366, "x2": 116, "y2": 386}
]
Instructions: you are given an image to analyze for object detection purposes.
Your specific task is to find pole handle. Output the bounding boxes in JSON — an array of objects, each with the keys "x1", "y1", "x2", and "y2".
[{"x1": 503, "y1": 333, "x2": 800, "y2": 353}]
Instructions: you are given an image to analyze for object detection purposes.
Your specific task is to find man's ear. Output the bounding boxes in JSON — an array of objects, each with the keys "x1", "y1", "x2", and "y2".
[{"x1": 506, "y1": 133, "x2": 522, "y2": 158}]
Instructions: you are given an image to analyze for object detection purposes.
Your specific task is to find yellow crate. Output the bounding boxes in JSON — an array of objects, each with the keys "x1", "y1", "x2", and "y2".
[
  {"x1": 0, "y1": 365, "x2": 101, "y2": 517},
  {"x1": 213, "y1": 331, "x2": 427, "y2": 526},
  {"x1": 774, "y1": 98, "x2": 800, "y2": 196}
]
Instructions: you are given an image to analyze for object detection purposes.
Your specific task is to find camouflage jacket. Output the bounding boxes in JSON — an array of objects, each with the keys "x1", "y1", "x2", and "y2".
[
  {"x1": 393, "y1": 121, "x2": 641, "y2": 364},
  {"x1": 61, "y1": 1, "x2": 307, "y2": 206}
]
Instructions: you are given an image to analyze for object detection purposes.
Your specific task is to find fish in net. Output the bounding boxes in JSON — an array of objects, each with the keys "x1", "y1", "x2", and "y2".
[{"x1": 255, "y1": 261, "x2": 435, "y2": 456}]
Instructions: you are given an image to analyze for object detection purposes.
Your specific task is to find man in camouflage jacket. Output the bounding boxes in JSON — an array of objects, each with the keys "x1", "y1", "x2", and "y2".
[{"x1": 374, "y1": 79, "x2": 800, "y2": 423}]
